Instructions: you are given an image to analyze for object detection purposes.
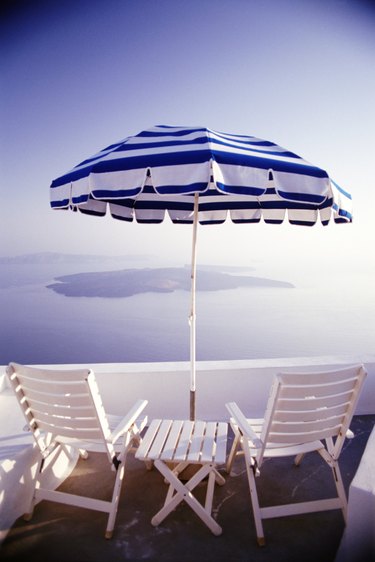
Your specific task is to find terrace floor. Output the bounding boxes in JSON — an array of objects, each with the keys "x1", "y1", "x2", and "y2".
[{"x1": 1, "y1": 415, "x2": 374, "y2": 562}]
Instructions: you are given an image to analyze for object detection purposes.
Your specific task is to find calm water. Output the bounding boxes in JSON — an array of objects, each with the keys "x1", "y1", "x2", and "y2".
[{"x1": 0, "y1": 262, "x2": 373, "y2": 365}]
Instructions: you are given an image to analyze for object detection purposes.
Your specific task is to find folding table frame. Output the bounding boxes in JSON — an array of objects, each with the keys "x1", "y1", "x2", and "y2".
[{"x1": 136, "y1": 419, "x2": 228, "y2": 535}]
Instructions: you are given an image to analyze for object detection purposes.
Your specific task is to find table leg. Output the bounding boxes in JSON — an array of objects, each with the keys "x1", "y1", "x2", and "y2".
[
  {"x1": 152, "y1": 460, "x2": 222, "y2": 536},
  {"x1": 205, "y1": 470, "x2": 216, "y2": 513},
  {"x1": 214, "y1": 468, "x2": 226, "y2": 486}
]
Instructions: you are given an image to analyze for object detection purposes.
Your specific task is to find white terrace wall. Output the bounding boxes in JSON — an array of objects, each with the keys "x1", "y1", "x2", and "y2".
[
  {"x1": 86, "y1": 354, "x2": 375, "y2": 420},
  {"x1": 2, "y1": 354, "x2": 373, "y2": 422}
]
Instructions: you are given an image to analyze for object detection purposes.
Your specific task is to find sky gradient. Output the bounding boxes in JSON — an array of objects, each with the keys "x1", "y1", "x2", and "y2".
[{"x1": 1, "y1": 0, "x2": 374, "y2": 283}]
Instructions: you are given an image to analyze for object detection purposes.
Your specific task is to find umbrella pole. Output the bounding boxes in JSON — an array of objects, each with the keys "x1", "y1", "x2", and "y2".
[{"x1": 189, "y1": 193, "x2": 199, "y2": 420}]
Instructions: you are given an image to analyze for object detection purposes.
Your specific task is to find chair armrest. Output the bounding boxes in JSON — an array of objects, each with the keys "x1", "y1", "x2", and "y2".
[
  {"x1": 111, "y1": 399, "x2": 148, "y2": 443},
  {"x1": 226, "y1": 402, "x2": 263, "y2": 449}
]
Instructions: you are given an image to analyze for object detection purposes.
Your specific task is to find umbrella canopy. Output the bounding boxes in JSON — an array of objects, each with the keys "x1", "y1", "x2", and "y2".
[{"x1": 50, "y1": 125, "x2": 352, "y2": 419}]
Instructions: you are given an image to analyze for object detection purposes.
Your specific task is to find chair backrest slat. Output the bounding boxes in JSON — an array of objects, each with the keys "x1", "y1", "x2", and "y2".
[
  {"x1": 31, "y1": 421, "x2": 104, "y2": 440},
  {"x1": 274, "y1": 402, "x2": 349, "y2": 422},
  {"x1": 9, "y1": 364, "x2": 93, "y2": 381},
  {"x1": 260, "y1": 365, "x2": 367, "y2": 460},
  {"x1": 31, "y1": 408, "x2": 103, "y2": 431},
  {"x1": 6, "y1": 363, "x2": 115, "y2": 462},
  {"x1": 277, "y1": 391, "x2": 355, "y2": 411},
  {"x1": 277, "y1": 368, "x2": 362, "y2": 385},
  {"x1": 267, "y1": 426, "x2": 341, "y2": 445},
  {"x1": 24, "y1": 400, "x2": 97, "y2": 418},
  {"x1": 270, "y1": 416, "x2": 345, "y2": 435},
  {"x1": 16, "y1": 385, "x2": 94, "y2": 408},
  {"x1": 278, "y1": 378, "x2": 360, "y2": 399},
  {"x1": 14, "y1": 376, "x2": 89, "y2": 395}
]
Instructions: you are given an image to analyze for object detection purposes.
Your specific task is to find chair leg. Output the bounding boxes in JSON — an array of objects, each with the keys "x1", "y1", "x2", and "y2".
[
  {"x1": 318, "y1": 448, "x2": 348, "y2": 524},
  {"x1": 205, "y1": 470, "x2": 216, "y2": 513},
  {"x1": 244, "y1": 452, "x2": 265, "y2": 546},
  {"x1": 24, "y1": 453, "x2": 44, "y2": 521},
  {"x1": 105, "y1": 461, "x2": 126, "y2": 539},
  {"x1": 105, "y1": 433, "x2": 131, "y2": 539},
  {"x1": 294, "y1": 453, "x2": 304, "y2": 466},
  {"x1": 331, "y1": 461, "x2": 348, "y2": 523},
  {"x1": 214, "y1": 468, "x2": 226, "y2": 486}
]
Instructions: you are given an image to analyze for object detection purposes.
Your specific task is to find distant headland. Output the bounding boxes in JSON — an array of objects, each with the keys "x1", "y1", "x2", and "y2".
[
  {"x1": 47, "y1": 267, "x2": 294, "y2": 298},
  {"x1": 0, "y1": 253, "x2": 294, "y2": 297}
]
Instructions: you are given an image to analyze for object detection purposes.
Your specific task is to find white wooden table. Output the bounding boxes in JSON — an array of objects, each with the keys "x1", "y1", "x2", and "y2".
[{"x1": 136, "y1": 419, "x2": 228, "y2": 535}]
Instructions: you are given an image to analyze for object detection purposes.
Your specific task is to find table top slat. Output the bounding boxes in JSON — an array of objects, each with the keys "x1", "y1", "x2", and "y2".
[
  {"x1": 215, "y1": 422, "x2": 228, "y2": 464},
  {"x1": 136, "y1": 419, "x2": 162, "y2": 460},
  {"x1": 174, "y1": 420, "x2": 194, "y2": 462},
  {"x1": 188, "y1": 420, "x2": 206, "y2": 462},
  {"x1": 147, "y1": 419, "x2": 173, "y2": 460},
  {"x1": 138, "y1": 418, "x2": 228, "y2": 466},
  {"x1": 200, "y1": 422, "x2": 217, "y2": 463},
  {"x1": 160, "y1": 420, "x2": 184, "y2": 461}
]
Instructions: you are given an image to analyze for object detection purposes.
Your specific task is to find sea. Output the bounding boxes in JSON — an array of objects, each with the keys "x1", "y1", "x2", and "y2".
[{"x1": 0, "y1": 259, "x2": 374, "y2": 366}]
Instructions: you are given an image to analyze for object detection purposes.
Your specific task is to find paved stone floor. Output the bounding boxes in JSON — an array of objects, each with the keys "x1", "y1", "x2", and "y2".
[{"x1": 1, "y1": 415, "x2": 374, "y2": 562}]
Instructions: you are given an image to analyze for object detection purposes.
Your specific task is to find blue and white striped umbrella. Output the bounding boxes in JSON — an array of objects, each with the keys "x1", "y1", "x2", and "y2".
[{"x1": 50, "y1": 125, "x2": 353, "y2": 418}]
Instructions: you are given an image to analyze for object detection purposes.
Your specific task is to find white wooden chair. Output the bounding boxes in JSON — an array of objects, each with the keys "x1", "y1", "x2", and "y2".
[
  {"x1": 226, "y1": 364, "x2": 367, "y2": 546},
  {"x1": 6, "y1": 362, "x2": 148, "y2": 539}
]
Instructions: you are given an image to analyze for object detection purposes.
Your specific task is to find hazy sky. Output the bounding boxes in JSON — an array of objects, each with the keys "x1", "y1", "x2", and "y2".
[{"x1": 1, "y1": 0, "x2": 374, "y2": 281}]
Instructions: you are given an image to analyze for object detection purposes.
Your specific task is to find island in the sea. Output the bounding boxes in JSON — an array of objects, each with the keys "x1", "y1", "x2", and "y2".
[{"x1": 47, "y1": 267, "x2": 294, "y2": 298}]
